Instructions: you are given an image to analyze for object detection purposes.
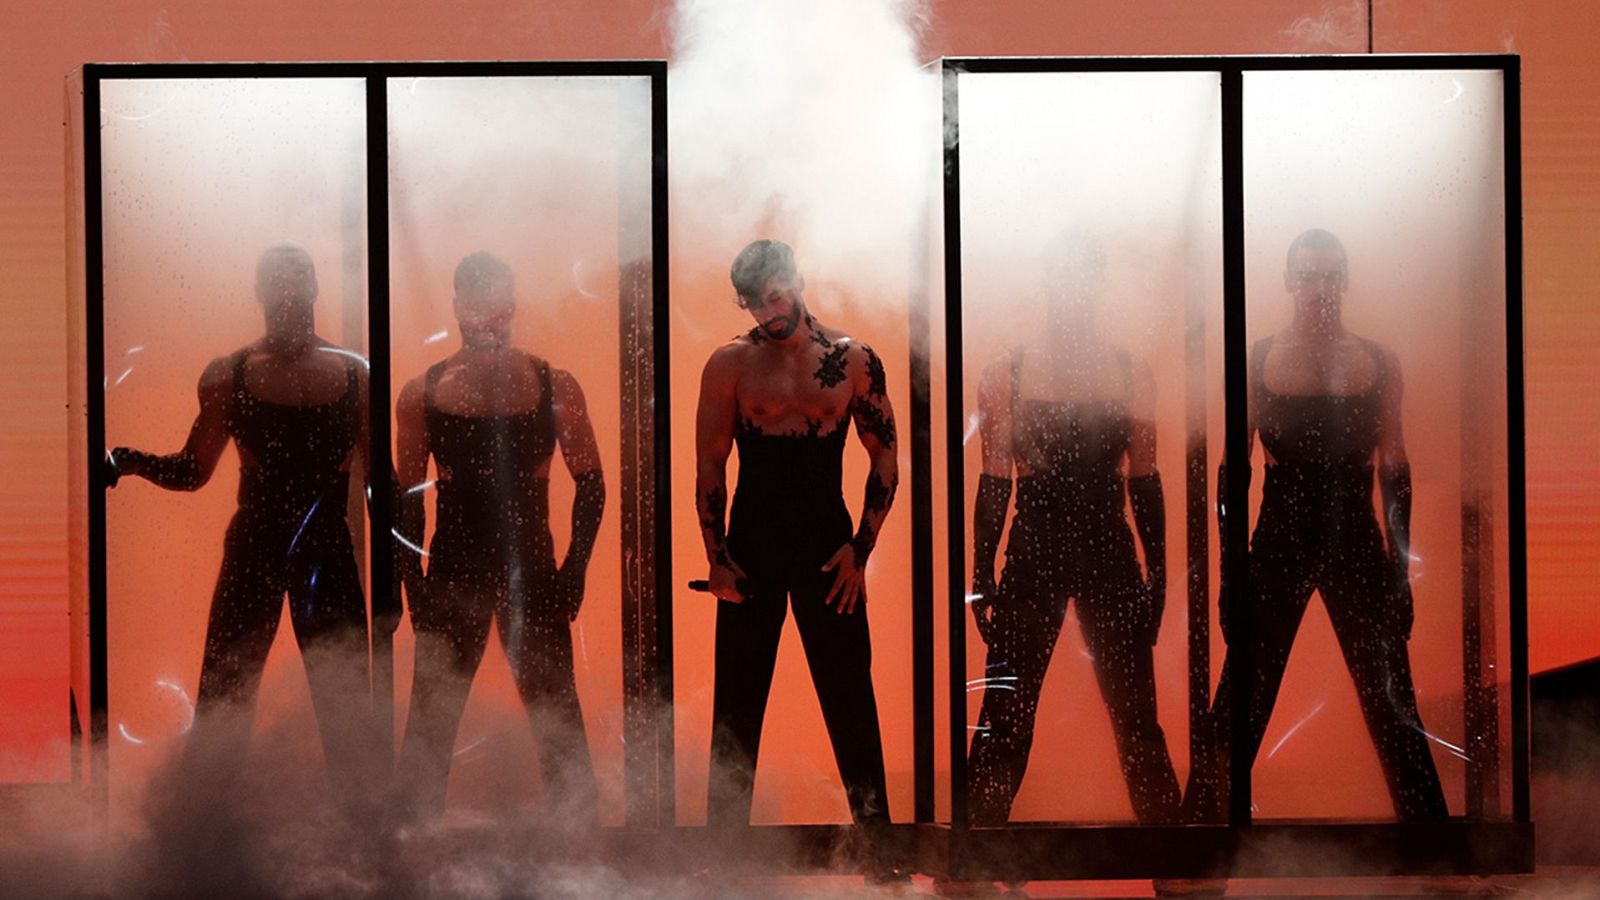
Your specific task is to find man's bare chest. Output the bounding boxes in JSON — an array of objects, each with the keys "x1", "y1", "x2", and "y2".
[{"x1": 736, "y1": 343, "x2": 853, "y2": 427}]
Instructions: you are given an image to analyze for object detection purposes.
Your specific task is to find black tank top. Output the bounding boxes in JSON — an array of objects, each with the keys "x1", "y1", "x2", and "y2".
[
  {"x1": 1009, "y1": 347, "x2": 1133, "y2": 521},
  {"x1": 1253, "y1": 335, "x2": 1385, "y2": 503},
  {"x1": 424, "y1": 352, "x2": 558, "y2": 575},
  {"x1": 726, "y1": 414, "x2": 853, "y2": 578},
  {"x1": 225, "y1": 347, "x2": 360, "y2": 516}
]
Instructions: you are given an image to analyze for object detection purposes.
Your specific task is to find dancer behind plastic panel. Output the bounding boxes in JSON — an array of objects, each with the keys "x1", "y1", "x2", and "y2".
[
  {"x1": 1184, "y1": 229, "x2": 1448, "y2": 822},
  {"x1": 694, "y1": 240, "x2": 899, "y2": 838},
  {"x1": 966, "y1": 233, "x2": 1181, "y2": 826},
  {"x1": 394, "y1": 252, "x2": 604, "y2": 822},
  {"x1": 107, "y1": 244, "x2": 389, "y2": 803}
]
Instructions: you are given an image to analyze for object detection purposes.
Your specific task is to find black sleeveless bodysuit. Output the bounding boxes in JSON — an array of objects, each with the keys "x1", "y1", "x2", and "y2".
[
  {"x1": 1004, "y1": 346, "x2": 1142, "y2": 595},
  {"x1": 1183, "y1": 334, "x2": 1448, "y2": 823},
  {"x1": 1254, "y1": 334, "x2": 1386, "y2": 536},
  {"x1": 423, "y1": 352, "x2": 558, "y2": 585},
  {"x1": 725, "y1": 415, "x2": 854, "y2": 583},
  {"x1": 968, "y1": 345, "x2": 1181, "y2": 827},
  {"x1": 190, "y1": 346, "x2": 375, "y2": 798},
  {"x1": 226, "y1": 347, "x2": 360, "y2": 522},
  {"x1": 708, "y1": 389, "x2": 890, "y2": 829},
  {"x1": 398, "y1": 352, "x2": 598, "y2": 820}
]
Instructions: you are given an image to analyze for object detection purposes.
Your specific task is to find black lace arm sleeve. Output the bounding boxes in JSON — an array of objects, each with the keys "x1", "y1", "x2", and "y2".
[
  {"x1": 973, "y1": 473, "x2": 1012, "y2": 590},
  {"x1": 564, "y1": 469, "x2": 606, "y2": 573},
  {"x1": 1128, "y1": 473, "x2": 1167, "y2": 595}
]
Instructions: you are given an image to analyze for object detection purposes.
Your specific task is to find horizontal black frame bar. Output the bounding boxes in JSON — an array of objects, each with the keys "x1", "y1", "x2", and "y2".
[
  {"x1": 937, "y1": 821, "x2": 1535, "y2": 881},
  {"x1": 943, "y1": 53, "x2": 1517, "y2": 74},
  {"x1": 82, "y1": 60, "x2": 664, "y2": 80}
]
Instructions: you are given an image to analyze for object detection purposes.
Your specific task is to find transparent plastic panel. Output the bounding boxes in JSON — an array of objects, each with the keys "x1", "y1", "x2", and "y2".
[
  {"x1": 1234, "y1": 69, "x2": 1508, "y2": 821},
  {"x1": 99, "y1": 78, "x2": 370, "y2": 815},
  {"x1": 386, "y1": 75, "x2": 652, "y2": 826},
  {"x1": 957, "y1": 71, "x2": 1223, "y2": 825}
]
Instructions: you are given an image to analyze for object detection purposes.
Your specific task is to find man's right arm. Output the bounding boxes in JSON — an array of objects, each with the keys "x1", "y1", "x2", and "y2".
[
  {"x1": 394, "y1": 377, "x2": 430, "y2": 604},
  {"x1": 695, "y1": 346, "x2": 745, "y2": 602},
  {"x1": 971, "y1": 355, "x2": 1014, "y2": 643},
  {"x1": 110, "y1": 356, "x2": 232, "y2": 491}
]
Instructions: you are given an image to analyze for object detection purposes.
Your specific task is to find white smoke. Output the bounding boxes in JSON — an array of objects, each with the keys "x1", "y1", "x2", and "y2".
[
  {"x1": 667, "y1": 0, "x2": 937, "y2": 306},
  {"x1": 1282, "y1": 0, "x2": 1369, "y2": 51}
]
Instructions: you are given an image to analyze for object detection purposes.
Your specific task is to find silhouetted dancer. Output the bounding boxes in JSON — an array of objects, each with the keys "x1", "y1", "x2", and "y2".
[
  {"x1": 1184, "y1": 229, "x2": 1448, "y2": 822},
  {"x1": 966, "y1": 235, "x2": 1181, "y2": 827},
  {"x1": 393, "y1": 252, "x2": 604, "y2": 822},
  {"x1": 694, "y1": 240, "x2": 901, "y2": 875},
  {"x1": 109, "y1": 243, "x2": 391, "y2": 804}
]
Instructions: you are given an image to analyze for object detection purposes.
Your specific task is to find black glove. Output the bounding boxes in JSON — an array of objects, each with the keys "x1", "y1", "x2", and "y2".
[
  {"x1": 555, "y1": 563, "x2": 587, "y2": 622},
  {"x1": 1127, "y1": 473, "x2": 1167, "y2": 646},
  {"x1": 103, "y1": 450, "x2": 124, "y2": 488},
  {"x1": 1390, "y1": 554, "x2": 1414, "y2": 640},
  {"x1": 1139, "y1": 578, "x2": 1165, "y2": 646},
  {"x1": 1379, "y1": 462, "x2": 1415, "y2": 641},
  {"x1": 971, "y1": 574, "x2": 998, "y2": 646},
  {"x1": 972, "y1": 474, "x2": 1012, "y2": 647}
]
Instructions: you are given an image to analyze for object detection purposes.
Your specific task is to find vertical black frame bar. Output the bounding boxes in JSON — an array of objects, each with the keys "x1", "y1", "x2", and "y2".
[
  {"x1": 82, "y1": 67, "x2": 108, "y2": 811},
  {"x1": 649, "y1": 63, "x2": 675, "y2": 827},
  {"x1": 941, "y1": 60, "x2": 970, "y2": 831},
  {"x1": 1219, "y1": 63, "x2": 1253, "y2": 827},
  {"x1": 617, "y1": 65, "x2": 664, "y2": 827},
  {"x1": 1503, "y1": 57, "x2": 1529, "y2": 826},
  {"x1": 910, "y1": 57, "x2": 939, "y2": 826},
  {"x1": 1184, "y1": 152, "x2": 1214, "y2": 780},
  {"x1": 364, "y1": 77, "x2": 396, "y2": 766},
  {"x1": 910, "y1": 193, "x2": 935, "y2": 824}
]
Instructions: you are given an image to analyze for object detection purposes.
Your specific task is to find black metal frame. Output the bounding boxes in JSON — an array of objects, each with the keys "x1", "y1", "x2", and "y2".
[
  {"x1": 75, "y1": 59, "x2": 672, "y2": 820},
  {"x1": 65, "y1": 52, "x2": 1531, "y2": 882},
  {"x1": 937, "y1": 53, "x2": 1530, "y2": 880}
]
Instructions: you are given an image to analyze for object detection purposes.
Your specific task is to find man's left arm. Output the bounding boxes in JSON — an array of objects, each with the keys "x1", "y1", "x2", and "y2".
[
  {"x1": 553, "y1": 368, "x2": 606, "y2": 621},
  {"x1": 1376, "y1": 347, "x2": 1414, "y2": 639},
  {"x1": 823, "y1": 342, "x2": 898, "y2": 614}
]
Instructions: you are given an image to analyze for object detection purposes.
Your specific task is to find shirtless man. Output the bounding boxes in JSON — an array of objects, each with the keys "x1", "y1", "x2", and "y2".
[
  {"x1": 1184, "y1": 228, "x2": 1447, "y2": 823},
  {"x1": 108, "y1": 243, "x2": 388, "y2": 802},
  {"x1": 393, "y1": 251, "x2": 605, "y2": 820},
  {"x1": 695, "y1": 240, "x2": 899, "y2": 835},
  {"x1": 966, "y1": 234, "x2": 1180, "y2": 828}
]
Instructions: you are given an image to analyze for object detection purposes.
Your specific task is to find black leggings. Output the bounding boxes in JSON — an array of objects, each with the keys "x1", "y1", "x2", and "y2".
[
  {"x1": 186, "y1": 508, "x2": 378, "y2": 799},
  {"x1": 968, "y1": 524, "x2": 1181, "y2": 826},
  {"x1": 708, "y1": 562, "x2": 890, "y2": 827},
  {"x1": 1185, "y1": 507, "x2": 1448, "y2": 822},
  {"x1": 397, "y1": 567, "x2": 596, "y2": 820}
]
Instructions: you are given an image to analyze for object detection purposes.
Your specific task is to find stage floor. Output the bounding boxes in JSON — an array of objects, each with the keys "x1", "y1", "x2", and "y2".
[{"x1": 758, "y1": 868, "x2": 1599, "y2": 897}]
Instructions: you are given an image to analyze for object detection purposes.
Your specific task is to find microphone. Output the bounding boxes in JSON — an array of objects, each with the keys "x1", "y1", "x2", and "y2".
[{"x1": 687, "y1": 578, "x2": 755, "y2": 597}]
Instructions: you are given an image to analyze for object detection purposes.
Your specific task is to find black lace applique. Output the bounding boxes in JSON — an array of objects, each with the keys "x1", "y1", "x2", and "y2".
[
  {"x1": 814, "y1": 343, "x2": 850, "y2": 389},
  {"x1": 852, "y1": 398, "x2": 896, "y2": 449},
  {"x1": 863, "y1": 345, "x2": 887, "y2": 397}
]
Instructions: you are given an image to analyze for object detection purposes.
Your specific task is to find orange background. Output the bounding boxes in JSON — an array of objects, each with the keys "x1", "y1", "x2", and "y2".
[{"x1": 2, "y1": 0, "x2": 1595, "y2": 821}]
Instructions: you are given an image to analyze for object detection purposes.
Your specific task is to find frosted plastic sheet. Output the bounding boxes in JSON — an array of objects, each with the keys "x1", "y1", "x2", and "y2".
[
  {"x1": 386, "y1": 75, "x2": 652, "y2": 826},
  {"x1": 98, "y1": 78, "x2": 371, "y2": 814},
  {"x1": 957, "y1": 71, "x2": 1224, "y2": 825},
  {"x1": 1229, "y1": 69, "x2": 1510, "y2": 821}
]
